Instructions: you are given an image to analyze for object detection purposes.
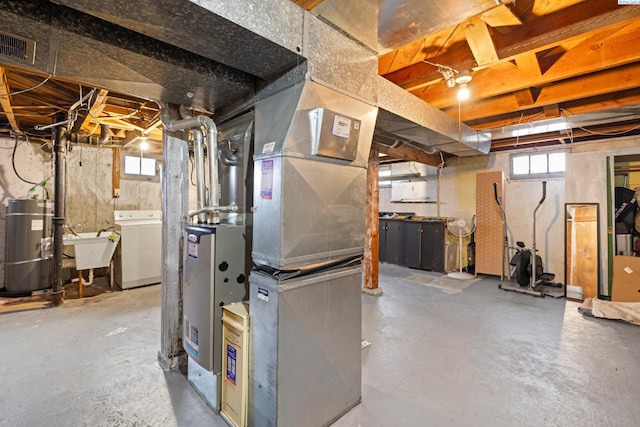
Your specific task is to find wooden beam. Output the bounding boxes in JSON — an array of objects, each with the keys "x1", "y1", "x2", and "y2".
[
  {"x1": 490, "y1": 120, "x2": 640, "y2": 150},
  {"x1": 463, "y1": 16, "x2": 499, "y2": 66},
  {"x1": 514, "y1": 88, "x2": 535, "y2": 107},
  {"x1": 515, "y1": 52, "x2": 542, "y2": 78},
  {"x1": 374, "y1": 142, "x2": 443, "y2": 167},
  {"x1": 80, "y1": 89, "x2": 109, "y2": 132},
  {"x1": 445, "y1": 61, "x2": 640, "y2": 122},
  {"x1": 383, "y1": 1, "x2": 640, "y2": 91},
  {"x1": 0, "y1": 67, "x2": 20, "y2": 133},
  {"x1": 291, "y1": 0, "x2": 324, "y2": 10},
  {"x1": 421, "y1": 20, "x2": 640, "y2": 109},
  {"x1": 112, "y1": 146, "x2": 121, "y2": 199},
  {"x1": 543, "y1": 104, "x2": 560, "y2": 118},
  {"x1": 363, "y1": 146, "x2": 381, "y2": 294},
  {"x1": 481, "y1": 3, "x2": 523, "y2": 28},
  {"x1": 470, "y1": 88, "x2": 640, "y2": 130}
]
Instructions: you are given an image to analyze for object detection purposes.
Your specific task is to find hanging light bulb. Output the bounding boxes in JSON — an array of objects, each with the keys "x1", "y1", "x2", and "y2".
[{"x1": 457, "y1": 83, "x2": 470, "y2": 101}]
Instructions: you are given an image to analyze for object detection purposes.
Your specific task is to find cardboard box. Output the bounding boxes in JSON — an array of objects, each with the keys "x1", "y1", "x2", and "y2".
[{"x1": 612, "y1": 256, "x2": 640, "y2": 302}]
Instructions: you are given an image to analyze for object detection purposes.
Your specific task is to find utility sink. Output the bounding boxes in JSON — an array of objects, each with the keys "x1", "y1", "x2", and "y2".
[{"x1": 63, "y1": 232, "x2": 120, "y2": 270}]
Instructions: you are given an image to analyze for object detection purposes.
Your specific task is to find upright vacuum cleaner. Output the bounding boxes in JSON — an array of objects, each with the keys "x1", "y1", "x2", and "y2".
[{"x1": 496, "y1": 181, "x2": 558, "y2": 297}]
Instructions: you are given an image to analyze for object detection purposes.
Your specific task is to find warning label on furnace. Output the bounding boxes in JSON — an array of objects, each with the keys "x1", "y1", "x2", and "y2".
[
  {"x1": 260, "y1": 159, "x2": 274, "y2": 200},
  {"x1": 226, "y1": 344, "x2": 237, "y2": 385}
]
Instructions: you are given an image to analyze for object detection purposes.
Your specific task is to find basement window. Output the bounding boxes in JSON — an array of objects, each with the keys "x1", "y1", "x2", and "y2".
[
  {"x1": 511, "y1": 152, "x2": 565, "y2": 179},
  {"x1": 122, "y1": 154, "x2": 160, "y2": 181}
]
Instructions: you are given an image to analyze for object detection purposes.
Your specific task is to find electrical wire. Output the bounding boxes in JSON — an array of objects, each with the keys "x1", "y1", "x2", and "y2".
[
  {"x1": 0, "y1": 74, "x2": 53, "y2": 97},
  {"x1": 560, "y1": 107, "x2": 640, "y2": 136},
  {"x1": 11, "y1": 134, "x2": 51, "y2": 198}
]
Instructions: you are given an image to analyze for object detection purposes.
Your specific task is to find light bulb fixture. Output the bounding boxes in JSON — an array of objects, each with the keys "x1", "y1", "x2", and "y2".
[
  {"x1": 457, "y1": 84, "x2": 470, "y2": 101},
  {"x1": 423, "y1": 60, "x2": 473, "y2": 97},
  {"x1": 454, "y1": 70, "x2": 472, "y2": 85},
  {"x1": 440, "y1": 67, "x2": 456, "y2": 88},
  {"x1": 140, "y1": 140, "x2": 149, "y2": 160}
]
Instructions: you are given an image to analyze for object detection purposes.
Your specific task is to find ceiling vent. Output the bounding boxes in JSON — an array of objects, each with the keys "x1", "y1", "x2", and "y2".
[{"x1": 0, "y1": 31, "x2": 36, "y2": 64}]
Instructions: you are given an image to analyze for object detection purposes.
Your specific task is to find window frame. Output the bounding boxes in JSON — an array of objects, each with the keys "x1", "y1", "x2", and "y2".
[
  {"x1": 121, "y1": 153, "x2": 162, "y2": 182},
  {"x1": 510, "y1": 150, "x2": 566, "y2": 180}
]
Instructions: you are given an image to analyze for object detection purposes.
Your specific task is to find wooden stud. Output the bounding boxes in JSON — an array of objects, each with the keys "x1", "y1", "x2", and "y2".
[
  {"x1": 363, "y1": 146, "x2": 381, "y2": 293},
  {"x1": 112, "y1": 146, "x2": 121, "y2": 199}
]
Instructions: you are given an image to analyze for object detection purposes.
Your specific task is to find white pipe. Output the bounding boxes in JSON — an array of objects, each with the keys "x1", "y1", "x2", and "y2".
[{"x1": 71, "y1": 268, "x2": 94, "y2": 286}]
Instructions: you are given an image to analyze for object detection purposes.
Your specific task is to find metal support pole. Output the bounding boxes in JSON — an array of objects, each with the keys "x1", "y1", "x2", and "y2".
[
  {"x1": 530, "y1": 181, "x2": 547, "y2": 288},
  {"x1": 51, "y1": 112, "x2": 66, "y2": 306}
]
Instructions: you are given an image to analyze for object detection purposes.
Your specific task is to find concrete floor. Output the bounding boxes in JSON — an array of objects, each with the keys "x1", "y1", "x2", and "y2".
[{"x1": 1, "y1": 265, "x2": 639, "y2": 426}]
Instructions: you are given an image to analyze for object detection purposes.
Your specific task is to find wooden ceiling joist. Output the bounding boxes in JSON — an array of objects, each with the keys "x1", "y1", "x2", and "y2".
[
  {"x1": 0, "y1": 67, "x2": 20, "y2": 133},
  {"x1": 463, "y1": 16, "x2": 499, "y2": 66},
  {"x1": 374, "y1": 141, "x2": 443, "y2": 168},
  {"x1": 80, "y1": 89, "x2": 109, "y2": 133},
  {"x1": 420, "y1": 22, "x2": 640, "y2": 111},
  {"x1": 383, "y1": 2, "x2": 640, "y2": 93},
  {"x1": 447, "y1": 61, "x2": 640, "y2": 123}
]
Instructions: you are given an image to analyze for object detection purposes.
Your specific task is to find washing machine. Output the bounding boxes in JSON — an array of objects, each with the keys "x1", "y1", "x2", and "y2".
[{"x1": 114, "y1": 210, "x2": 162, "y2": 289}]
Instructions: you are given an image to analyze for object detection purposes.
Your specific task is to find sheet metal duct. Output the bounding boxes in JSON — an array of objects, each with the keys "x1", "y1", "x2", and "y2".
[
  {"x1": 253, "y1": 79, "x2": 377, "y2": 269},
  {"x1": 311, "y1": 0, "x2": 502, "y2": 53},
  {"x1": 0, "y1": 1, "x2": 301, "y2": 112},
  {"x1": 376, "y1": 77, "x2": 491, "y2": 156}
]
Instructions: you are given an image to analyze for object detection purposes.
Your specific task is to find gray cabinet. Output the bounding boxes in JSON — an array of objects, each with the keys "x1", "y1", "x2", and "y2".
[
  {"x1": 420, "y1": 222, "x2": 445, "y2": 272},
  {"x1": 379, "y1": 219, "x2": 402, "y2": 264}
]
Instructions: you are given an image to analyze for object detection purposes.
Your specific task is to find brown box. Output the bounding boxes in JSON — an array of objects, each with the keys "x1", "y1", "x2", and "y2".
[{"x1": 612, "y1": 256, "x2": 640, "y2": 302}]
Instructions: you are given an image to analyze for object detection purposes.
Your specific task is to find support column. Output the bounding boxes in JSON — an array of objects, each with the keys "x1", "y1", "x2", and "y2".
[
  {"x1": 51, "y1": 112, "x2": 66, "y2": 307},
  {"x1": 158, "y1": 131, "x2": 189, "y2": 370},
  {"x1": 363, "y1": 145, "x2": 382, "y2": 295}
]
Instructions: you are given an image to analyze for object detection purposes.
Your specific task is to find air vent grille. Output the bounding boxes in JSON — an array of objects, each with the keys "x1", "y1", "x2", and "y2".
[{"x1": 0, "y1": 31, "x2": 36, "y2": 64}]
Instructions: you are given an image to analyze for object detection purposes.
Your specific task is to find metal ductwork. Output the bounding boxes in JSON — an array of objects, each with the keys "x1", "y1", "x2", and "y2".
[
  {"x1": 252, "y1": 78, "x2": 378, "y2": 269},
  {"x1": 0, "y1": 1, "x2": 302, "y2": 113},
  {"x1": 311, "y1": 0, "x2": 505, "y2": 53},
  {"x1": 376, "y1": 77, "x2": 491, "y2": 156}
]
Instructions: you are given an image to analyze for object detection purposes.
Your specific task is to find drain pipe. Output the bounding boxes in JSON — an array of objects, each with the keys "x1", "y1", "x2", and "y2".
[{"x1": 51, "y1": 112, "x2": 66, "y2": 307}]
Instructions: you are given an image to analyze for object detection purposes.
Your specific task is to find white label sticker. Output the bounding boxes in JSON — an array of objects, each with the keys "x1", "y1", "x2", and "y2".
[
  {"x1": 260, "y1": 159, "x2": 274, "y2": 200},
  {"x1": 332, "y1": 115, "x2": 351, "y2": 139},
  {"x1": 31, "y1": 219, "x2": 44, "y2": 231},
  {"x1": 262, "y1": 141, "x2": 276, "y2": 153},
  {"x1": 257, "y1": 287, "x2": 269, "y2": 302},
  {"x1": 624, "y1": 266, "x2": 633, "y2": 274},
  {"x1": 188, "y1": 242, "x2": 198, "y2": 259}
]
